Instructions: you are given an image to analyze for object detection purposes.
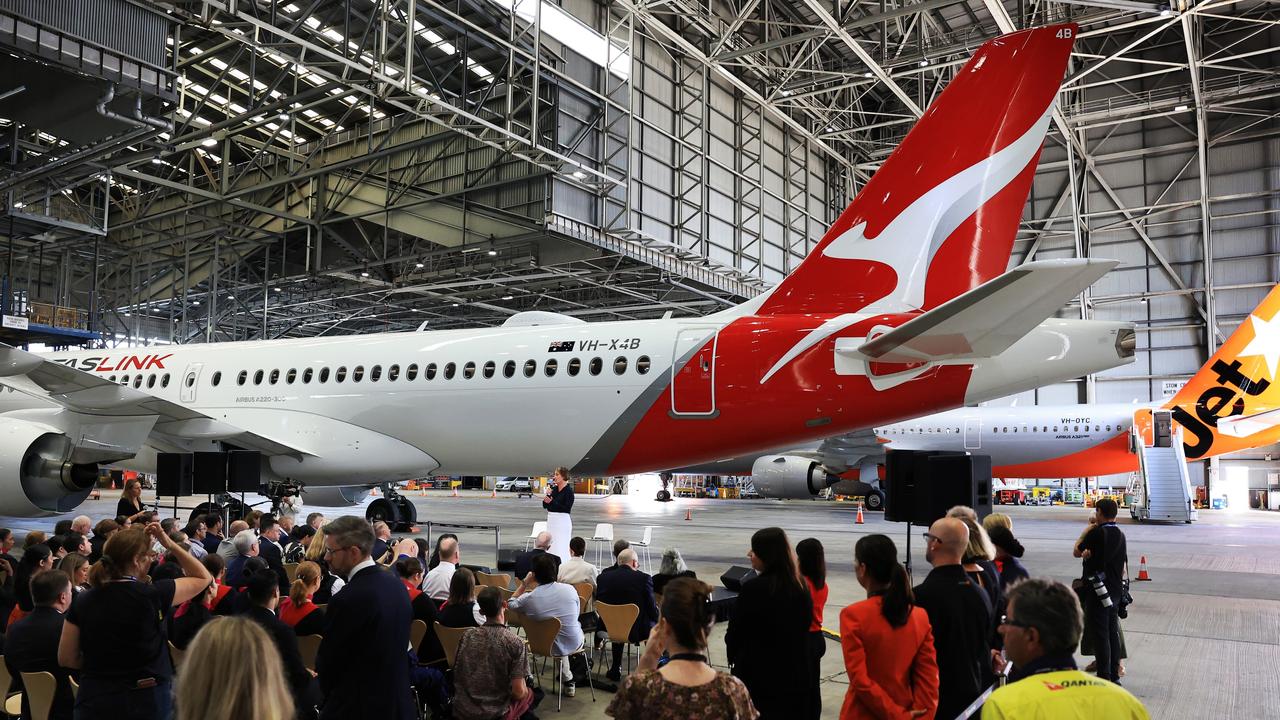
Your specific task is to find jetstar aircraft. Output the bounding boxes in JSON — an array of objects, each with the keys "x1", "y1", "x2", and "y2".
[
  {"x1": 0, "y1": 23, "x2": 1133, "y2": 523},
  {"x1": 744, "y1": 283, "x2": 1280, "y2": 507}
]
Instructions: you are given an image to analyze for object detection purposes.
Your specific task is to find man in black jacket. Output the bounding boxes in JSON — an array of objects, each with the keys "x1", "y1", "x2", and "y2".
[
  {"x1": 1074, "y1": 497, "x2": 1128, "y2": 683},
  {"x1": 202, "y1": 513, "x2": 225, "y2": 557},
  {"x1": 244, "y1": 572, "x2": 319, "y2": 718},
  {"x1": 595, "y1": 548, "x2": 659, "y2": 681},
  {"x1": 914, "y1": 517, "x2": 994, "y2": 720},
  {"x1": 513, "y1": 531, "x2": 559, "y2": 580},
  {"x1": 317, "y1": 516, "x2": 415, "y2": 720},
  {"x1": 6, "y1": 570, "x2": 74, "y2": 720},
  {"x1": 257, "y1": 515, "x2": 292, "y2": 596}
]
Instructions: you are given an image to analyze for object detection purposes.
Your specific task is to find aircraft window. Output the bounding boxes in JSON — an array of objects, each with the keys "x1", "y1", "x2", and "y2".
[
  {"x1": 254, "y1": 370, "x2": 264, "y2": 385},
  {"x1": 119, "y1": 374, "x2": 129, "y2": 385},
  {"x1": 463, "y1": 362, "x2": 476, "y2": 379},
  {"x1": 335, "y1": 367, "x2": 347, "y2": 383},
  {"x1": 108, "y1": 375, "x2": 116, "y2": 383},
  {"x1": 161, "y1": 374, "x2": 170, "y2": 388},
  {"x1": 614, "y1": 357, "x2": 628, "y2": 375},
  {"x1": 567, "y1": 358, "x2": 581, "y2": 376},
  {"x1": 1094, "y1": 425, "x2": 1100, "y2": 432},
  {"x1": 545, "y1": 359, "x2": 558, "y2": 377},
  {"x1": 589, "y1": 357, "x2": 603, "y2": 376},
  {"x1": 319, "y1": 367, "x2": 330, "y2": 383},
  {"x1": 369, "y1": 365, "x2": 381, "y2": 382},
  {"x1": 286, "y1": 368, "x2": 297, "y2": 384},
  {"x1": 388, "y1": 365, "x2": 399, "y2": 381},
  {"x1": 406, "y1": 364, "x2": 418, "y2": 381},
  {"x1": 210, "y1": 372, "x2": 221, "y2": 387},
  {"x1": 237, "y1": 371, "x2": 247, "y2": 386},
  {"x1": 147, "y1": 375, "x2": 157, "y2": 389},
  {"x1": 302, "y1": 368, "x2": 313, "y2": 384},
  {"x1": 269, "y1": 369, "x2": 280, "y2": 385},
  {"x1": 443, "y1": 363, "x2": 456, "y2": 380},
  {"x1": 1106, "y1": 425, "x2": 1111, "y2": 432},
  {"x1": 637, "y1": 356, "x2": 651, "y2": 375},
  {"x1": 483, "y1": 361, "x2": 495, "y2": 379},
  {"x1": 523, "y1": 360, "x2": 536, "y2": 378},
  {"x1": 425, "y1": 363, "x2": 437, "y2": 380},
  {"x1": 503, "y1": 360, "x2": 516, "y2": 378},
  {"x1": 353, "y1": 366, "x2": 365, "y2": 382},
  {"x1": 134, "y1": 376, "x2": 143, "y2": 389}
]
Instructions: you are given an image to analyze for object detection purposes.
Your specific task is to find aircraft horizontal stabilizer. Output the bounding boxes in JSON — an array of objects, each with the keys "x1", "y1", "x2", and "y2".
[
  {"x1": 1217, "y1": 408, "x2": 1280, "y2": 439},
  {"x1": 852, "y1": 258, "x2": 1119, "y2": 364}
]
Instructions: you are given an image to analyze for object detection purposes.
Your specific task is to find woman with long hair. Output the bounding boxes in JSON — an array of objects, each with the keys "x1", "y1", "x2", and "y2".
[
  {"x1": 58, "y1": 553, "x2": 90, "y2": 594},
  {"x1": 279, "y1": 560, "x2": 326, "y2": 636},
  {"x1": 839, "y1": 534, "x2": 938, "y2": 719},
  {"x1": 439, "y1": 566, "x2": 482, "y2": 628},
  {"x1": 304, "y1": 525, "x2": 345, "y2": 603},
  {"x1": 176, "y1": 616, "x2": 295, "y2": 720},
  {"x1": 58, "y1": 524, "x2": 212, "y2": 719},
  {"x1": 796, "y1": 538, "x2": 829, "y2": 719},
  {"x1": 607, "y1": 577, "x2": 757, "y2": 720},
  {"x1": 725, "y1": 527, "x2": 813, "y2": 719},
  {"x1": 9, "y1": 544, "x2": 53, "y2": 626},
  {"x1": 115, "y1": 478, "x2": 150, "y2": 523}
]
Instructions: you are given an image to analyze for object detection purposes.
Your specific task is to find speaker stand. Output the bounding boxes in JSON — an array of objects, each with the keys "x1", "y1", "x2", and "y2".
[{"x1": 904, "y1": 521, "x2": 913, "y2": 578}]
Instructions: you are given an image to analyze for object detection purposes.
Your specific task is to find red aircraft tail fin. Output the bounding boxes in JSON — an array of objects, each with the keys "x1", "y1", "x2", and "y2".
[{"x1": 756, "y1": 24, "x2": 1078, "y2": 316}]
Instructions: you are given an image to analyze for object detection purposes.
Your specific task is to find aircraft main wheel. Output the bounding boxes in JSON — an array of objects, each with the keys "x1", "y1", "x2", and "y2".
[
  {"x1": 865, "y1": 490, "x2": 885, "y2": 511},
  {"x1": 394, "y1": 496, "x2": 418, "y2": 530},
  {"x1": 366, "y1": 498, "x2": 402, "y2": 526}
]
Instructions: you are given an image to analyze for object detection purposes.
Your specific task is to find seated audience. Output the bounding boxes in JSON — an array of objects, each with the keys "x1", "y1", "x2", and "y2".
[
  {"x1": 285, "y1": 524, "x2": 314, "y2": 564},
  {"x1": 243, "y1": 571, "x2": 318, "y2": 717},
  {"x1": 558, "y1": 536, "x2": 598, "y2": 588},
  {"x1": 983, "y1": 578, "x2": 1149, "y2": 719},
  {"x1": 71, "y1": 515, "x2": 92, "y2": 537},
  {"x1": 303, "y1": 526, "x2": 345, "y2": 603},
  {"x1": 424, "y1": 536, "x2": 460, "y2": 602},
  {"x1": 175, "y1": 616, "x2": 295, "y2": 720},
  {"x1": 10, "y1": 544, "x2": 54, "y2": 626},
  {"x1": 726, "y1": 527, "x2": 813, "y2": 719},
  {"x1": 6, "y1": 570, "x2": 75, "y2": 720},
  {"x1": 453, "y1": 586, "x2": 535, "y2": 720},
  {"x1": 23, "y1": 531, "x2": 47, "y2": 550},
  {"x1": 58, "y1": 523, "x2": 211, "y2": 720},
  {"x1": 797, "y1": 538, "x2": 828, "y2": 720},
  {"x1": 217, "y1": 520, "x2": 250, "y2": 562},
  {"x1": 428, "y1": 533, "x2": 457, "y2": 572},
  {"x1": 203, "y1": 554, "x2": 238, "y2": 615},
  {"x1": 280, "y1": 561, "x2": 327, "y2": 637},
  {"x1": 305, "y1": 513, "x2": 326, "y2": 531},
  {"x1": 63, "y1": 532, "x2": 91, "y2": 558},
  {"x1": 987, "y1": 525, "x2": 1029, "y2": 590},
  {"x1": 315, "y1": 516, "x2": 414, "y2": 720},
  {"x1": 170, "y1": 581, "x2": 217, "y2": 650},
  {"x1": 201, "y1": 513, "x2": 225, "y2": 556},
  {"x1": 47, "y1": 534, "x2": 68, "y2": 560},
  {"x1": 58, "y1": 553, "x2": 90, "y2": 595},
  {"x1": 652, "y1": 548, "x2": 696, "y2": 596},
  {"x1": 371, "y1": 521, "x2": 393, "y2": 563},
  {"x1": 515, "y1": 531, "x2": 559, "y2": 580},
  {"x1": 509, "y1": 554, "x2": 585, "y2": 695},
  {"x1": 606, "y1": 577, "x2": 757, "y2": 720},
  {"x1": 226, "y1": 529, "x2": 260, "y2": 588},
  {"x1": 596, "y1": 548, "x2": 659, "y2": 682},
  {"x1": 439, "y1": 567, "x2": 483, "y2": 628},
  {"x1": 182, "y1": 519, "x2": 209, "y2": 559},
  {"x1": 257, "y1": 515, "x2": 292, "y2": 594},
  {"x1": 89, "y1": 519, "x2": 118, "y2": 563},
  {"x1": 393, "y1": 557, "x2": 443, "y2": 663},
  {"x1": 840, "y1": 534, "x2": 938, "y2": 720}
]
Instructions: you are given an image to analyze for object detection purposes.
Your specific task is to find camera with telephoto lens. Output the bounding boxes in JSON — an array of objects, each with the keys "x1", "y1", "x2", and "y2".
[{"x1": 1089, "y1": 572, "x2": 1112, "y2": 608}]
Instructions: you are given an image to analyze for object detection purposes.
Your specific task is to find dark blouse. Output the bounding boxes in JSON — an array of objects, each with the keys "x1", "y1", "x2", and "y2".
[{"x1": 544, "y1": 483, "x2": 574, "y2": 514}]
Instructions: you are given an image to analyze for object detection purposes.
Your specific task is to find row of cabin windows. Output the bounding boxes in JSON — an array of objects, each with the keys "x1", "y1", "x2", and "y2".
[
  {"x1": 212, "y1": 355, "x2": 654, "y2": 388},
  {"x1": 109, "y1": 373, "x2": 172, "y2": 389},
  {"x1": 883, "y1": 424, "x2": 1129, "y2": 435}
]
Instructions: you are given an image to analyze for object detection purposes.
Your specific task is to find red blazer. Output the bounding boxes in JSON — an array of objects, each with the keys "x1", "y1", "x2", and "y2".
[{"x1": 839, "y1": 596, "x2": 939, "y2": 720}]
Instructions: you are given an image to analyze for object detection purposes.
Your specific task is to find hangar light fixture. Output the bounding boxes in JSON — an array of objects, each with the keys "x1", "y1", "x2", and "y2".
[
  {"x1": 488, "y1": 0, "x2": 630, "y2": 79},
  {"x1": 201, "y1": 137, "x2": 217, "y2": 147},
  {"x1": 502, "y1": 295, "x2": 514, "y2": 301}
]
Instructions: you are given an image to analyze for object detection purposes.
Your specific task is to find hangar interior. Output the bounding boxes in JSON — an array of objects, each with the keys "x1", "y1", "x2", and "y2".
[{"x1": 0, "y1": 0, "x2": 1278, "y2": 496}]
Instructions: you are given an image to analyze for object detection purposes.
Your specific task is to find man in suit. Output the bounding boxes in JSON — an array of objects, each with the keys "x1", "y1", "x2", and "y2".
[
  {"x1": 6, "y1": 570, "x2": 74, "y2": 720},
  {"x1": 513, "y1": 531, "x2": 560, "y2": 580},
  {"x1": 202, "y1": 513, "x2": 225, "y2": 556},
  {"x1": 225, "y1": 529, "x2": 260, "y2": 588},
  {"x1": 914, "y1": 517, "x2": 994, "y2": 720},
  {"x1": 371, "y1": 521, "x2": 392, "y2": 563},
  {"x1": 218, "y1": 520, "x2": 250, "y2": 562},
  {"x1": 317, "y1": 516, "x2": 415, "y2": 720},
  {"x1": 595, "y1": 548, "x2": 659, "y2": 681},
  {"x1": 257, "y1": 514, "x2": 292, "y2": 595},
  {"x1": 244, "y1": 572, "x2": 319, "y2": 718}
]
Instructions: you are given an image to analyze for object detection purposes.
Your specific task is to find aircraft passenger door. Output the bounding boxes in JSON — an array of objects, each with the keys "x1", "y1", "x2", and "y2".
[
  {"x1": 180, "y1": 363, "x2": 203, "y2": 404},
  {"x1": 671, "y1": 328, "x2": 717, "y2": 417},
  {"x1": 1153, "y1": 410, "x2": 1173, "y2": 448},
  {"x1": 963, "y1": 418, "x2": 982, "y2": 450}
]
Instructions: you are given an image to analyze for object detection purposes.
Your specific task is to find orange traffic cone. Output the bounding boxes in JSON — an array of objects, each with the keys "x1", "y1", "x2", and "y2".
[
  {"x1": 856, "y1": 506, "x2": 865, "y2": 525},
  {"x1": 684, "y1": 509, "x2": 692, "y2": 521},
  {"x1": 491, "y1": 487, "x2": 497, "y2": 499},
  {"x1": 1135, "y1": 555, "x2": 1151, "y2": 581}
]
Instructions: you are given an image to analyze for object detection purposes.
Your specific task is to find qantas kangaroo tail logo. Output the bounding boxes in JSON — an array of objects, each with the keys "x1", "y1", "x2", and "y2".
[
  {"x1": 1165, "y1": 283, "x2": 1280, "y2": 459},
  {"x1": 752, "y1": 24, "x2": 1077, "y2": 317}
]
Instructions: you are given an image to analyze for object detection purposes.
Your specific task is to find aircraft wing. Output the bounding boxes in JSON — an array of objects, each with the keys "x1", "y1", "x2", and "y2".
[
  {"x1": 812, "y1": 429, "x2": 886, "y2": 474},
  {"x1": 853, "y1": 258, "x2": 1119, "y2": 364},
  {"x1": 0, "y1": 343, "x2": 307, "y2": 458},
  {"x1": 1217, "y1": 408, "x2": 1280, "y2": 439}
]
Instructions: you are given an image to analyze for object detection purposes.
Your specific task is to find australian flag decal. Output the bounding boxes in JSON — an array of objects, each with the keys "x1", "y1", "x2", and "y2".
[{"x1": 548, "y1": 341, "x2": 574, "y2": 352}]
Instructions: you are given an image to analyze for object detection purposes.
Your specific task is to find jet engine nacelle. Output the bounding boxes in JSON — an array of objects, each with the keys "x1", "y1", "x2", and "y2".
[
  {"x1": 751, "y1": 455, "x2": 831, "y2": 499},
  {"x1": 0, "y1": 418, "x2": 98, "y2": 516},
  {"x1": 301, "y1": 485, "x2": 374, "y2": 507}
]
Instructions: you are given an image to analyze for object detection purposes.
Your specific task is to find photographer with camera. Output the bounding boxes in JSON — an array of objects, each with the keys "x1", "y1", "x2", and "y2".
[{"x1": 1073, "y1": 498, "x2": 1128, "y2": 684}]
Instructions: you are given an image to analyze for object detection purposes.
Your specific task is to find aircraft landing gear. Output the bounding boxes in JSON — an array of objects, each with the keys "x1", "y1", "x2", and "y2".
[
  {"x1": 365, "y1": 485, "x2": 418, "y2": 532},
  {"x1": 864, "y1": 488, "x2": 885, "y2": 511},
  {"x1": 188, "y1": 496, "x2": 248, "y2": 526}
]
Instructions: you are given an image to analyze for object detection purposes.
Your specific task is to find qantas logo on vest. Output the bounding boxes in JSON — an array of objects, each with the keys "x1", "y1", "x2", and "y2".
[{"x1": 52, "y1": 354, "x2": 173, "y2": 372}]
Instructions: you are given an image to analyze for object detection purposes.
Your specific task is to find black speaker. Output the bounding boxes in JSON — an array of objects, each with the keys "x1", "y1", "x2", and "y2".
[
  {"x1": 719, "y1": 565, "x2": 758, "y2": 592},
  {"x1": 885, "y1": 450, "x2": 993, "y2": 525},
  {"x1": 227, "y1": 450, "x2": 262, "y2": 492},
  {"x1": 156, "y1": 453, "x2": 194, "y2": 497},
  {"x1": 192, "y1": 452, "x2": 228, "y2": 494}
]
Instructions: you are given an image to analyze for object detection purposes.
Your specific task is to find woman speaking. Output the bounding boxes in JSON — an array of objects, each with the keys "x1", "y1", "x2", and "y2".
[{"x1": 542, "y1": 467, "x2": 575, "y2": 563}]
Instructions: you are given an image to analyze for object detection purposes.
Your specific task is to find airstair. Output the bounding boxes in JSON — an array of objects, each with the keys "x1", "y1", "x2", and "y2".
[{"x1": 1130, "y1": 410, "x2": 1197, "y2": 523}]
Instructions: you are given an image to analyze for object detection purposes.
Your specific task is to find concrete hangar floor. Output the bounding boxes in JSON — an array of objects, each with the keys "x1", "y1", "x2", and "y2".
[{"x1": 18, "y1": 489, "x2": 1280, "y2": 719}]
